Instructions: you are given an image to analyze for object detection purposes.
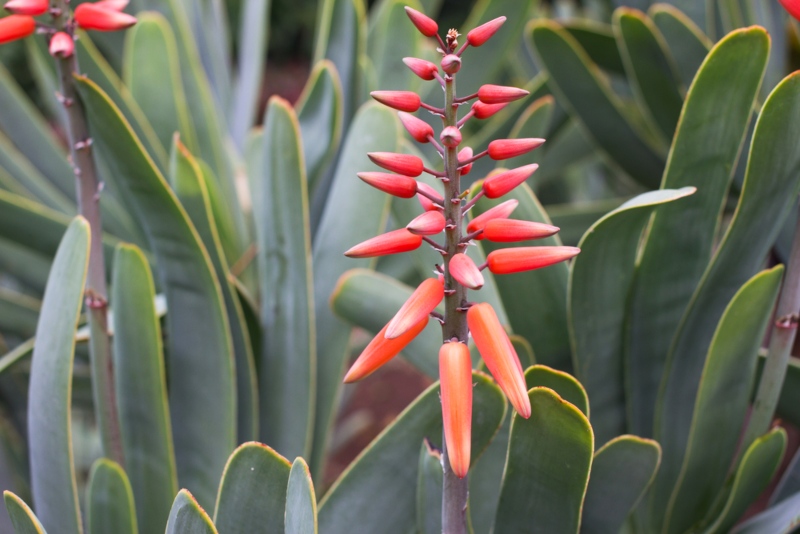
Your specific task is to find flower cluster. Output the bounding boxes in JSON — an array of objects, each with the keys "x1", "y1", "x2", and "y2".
[
  {"x1": 0, "y1": 0, "x2": 136, "y2": 57},
  {"x1": 342, "y1": 6, "x2": 580, "y2": 478}
]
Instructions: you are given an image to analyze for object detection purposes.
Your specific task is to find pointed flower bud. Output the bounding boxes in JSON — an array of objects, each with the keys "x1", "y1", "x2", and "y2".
[
  {"x1": 483, "y1": 219, "x2": 559, "y2": 242},
  {"x1": 780, "y1": 0, "x2": 800, "y2": 21},
  {"x1": 488, "y1": 138, "x2": 545, "y2": 160},
  {"x1": 344, "y1": 229, "x2": 423, "y2": 258},
  {"x1": 487, "y1": 246, "x2": 580, "y2": 274},
  {"x1": 441, "y1": 54, "x2": 461, "y2": 75},
  {"x1": 403, "y1": 57, "x2": 439, "y2": 81},
  {"x1": 407, "y1": 210, "x2": 446, "y2": 235},
  {"x1": 440, "y1": 125, "x2": 462, "y2": 148},
  {"x1": 439, "y1": 341, "x2": 473, "y2": 478},
  {"x1": 343, "y1": 317, "x2": 429, "y2": 383},
  {"x1": 49, "y1": 31, "x2": 74, "y2": 58},
  {"x1": 358, "y1": 172, "x2": 418, "y2": 198},
  {"x1": 0, "y1": 14, "x2": 34, "y2": 44},
  {"x1": 467, "y1": 16, "x2": 506, "y2": 47},
  {"x1": 386, "y1": 277, "x2": 444, "y2": 339},
  {"x1": 478, "y1": 84, "x2": 530, "y2": 104},
  {"x1": 467, "y1": 303, "x2": 530, "y2": 418},
  {"x1": 472, "y1": 101, "x2": 508, "y2": 120},
  {"x1": 449, "y1": 253, "x2": 484, "y2": 290},
  {"x1": 74, "y1": 3, "x2": 137, "y2": 31},
  {"x1": 368, "y1": 152, "x2": 424, "y2": 177},
  {"x1": 371, "y1": 90, "x2": 421, "y2": 112},
  {"x1": 458, "y1": 147, "x2": 473, "y2": 176},
  {"x1": 466, "y1": 199, "x2": 519, "y2": 238},
  {"x1": 398, "y1": 111, "x2": 434, "y2": 143},
  {"x1": 405, "y1": 6, "x2": 438, "y2": 37},
  {"x1": 3, "y1": 0, "x2": 47, "y2": 15},
  {"x1": 417, "y1": 182, "x2": 443, "y2": 211},
  {"x1": 483, "y1": 164, "x2": 539, "y2": 199},
  {"x1": 95, "y1": 0, "x2": 129, "y2": 9}
]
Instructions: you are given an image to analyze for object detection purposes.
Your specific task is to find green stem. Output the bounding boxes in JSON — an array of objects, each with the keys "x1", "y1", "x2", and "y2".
[{"x1": 51, "y1": 3, "x2": 124, "y2": 465}]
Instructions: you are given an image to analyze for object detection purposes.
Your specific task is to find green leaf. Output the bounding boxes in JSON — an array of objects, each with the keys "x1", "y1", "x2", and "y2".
[
  {"x1": 76, "y1": 75, "x2": 235, "y2": 510},
  {"x1": 0, "y1": 288, "x2": 40, "y2": 339},
  {"x1": 319, "y1": 372, "x2": 506, "y2": 533},
  {"x1": 732, "y1": 490, "x2": 800, "y2": 534},
  {"x1": 561, "y1": 20, "x2": 625, "y2": 75},
  {"x1": 86, "y1": 459, "x2": 137, "y2": 534},
  {"x1": 546, "y1": 198, "x2": 626, "y2": 247},
  {"x1": 27, "y1": 217, "x2": 89, "y2": 534},
  {"x1": 213, "y1": 443, "x2": 291, "y2": 533},
  {"x1": 569, "y1": 188, "x2": 695, "y2": 443},
  {"x1": 664, "y1": 266, "x2": 783, "y2": 534},
  {"x1": 367, "y1": 0, "x2": 423, "y2": 91},
  {"x1": 494, "y1": 387, "x2": 593, "y2": 534},
  {"x1": 309, "y1": 103, "x2": 399, "y2": 478},
  {"x1": 702, "y1": 428, "x2": 787, "y2": 533},
  {"x1": 416, "y1": 440, "x2": 443, "y2": 534},
  {"x1": 525, "y1": 365, "x2": 588, "y2": 417},
  {"x1": 0, "y1": 337, "x2": 34, "y2": 376},
  {"x1": 253, "y1": 98, "x2": 315, "y2": 459},
  {"x1": 112, "y1": 244, "x2": 178, "y2": 534},
  {"x1": 286, "y1": 458, "x2": 318, "y2": 534},
  {"x1": 771, "y1": 446, "x2": 800, "y2": 506},
  {"x1": 529, "y1": 21, "x2": 665, "y2": 189},
  {"x1": 648, "y1": 4, "x2": 711, "y2": 90},
  {"x1": 4, "y1": 491, "x2": 46, "y2": 534},
  {"x1": 468, "y1": 413, "x2": 510, "y2": 534},
  {"x1": 505, "y1": 95, "x2": 556, "y2": 168},
  {"x1": 581, "y1": 436, "x2": 661, "y2": 534},
  {"x1": 166, "y1": 490, "x2": 217, "y2": 534},
  {"x1": 625, "y1": 27, "x2": 769, "y2": 438}
]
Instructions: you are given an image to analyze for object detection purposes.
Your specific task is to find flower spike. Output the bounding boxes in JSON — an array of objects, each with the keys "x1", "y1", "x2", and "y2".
[
  {"x1": 439, "y1": 341, "x2": 473, "y2": 478},
  {"x1": 487, "y1": 246, "x2": 580, "y2": 274},
  {"x1": 407, "y1": 211, "x2": 446, "y2": 235},
  {"x1": 344, "y1": 229, "x2": 423, "y2": 258},
  {"x1": 488, "y1": 138, "x2": 545, "y2": 160},
  {"x1": 466, "y1": 199, "x2": 519, "y2": 238},
  {"x1": 472, "y1": 101, "x2": 508, "y2": 120},
  {"x1": 49, "y1": 32, "x2": 74, "y2": 58},
  {"x1": 368, "y1": 152, "x2": 424, "y2": 177},
  {"x1": 74, "y1": 3, "x2": 137, "y2": 31},
  {"x1": 405, "y1": 6, "x2": 438, "y2": 37},
  {"x1": 449, "y1": 253, "x2": 484, "y2": 289},
  {"x1": 386, "y1": 277, "x2": 444, "y2": 339},
  {"x1": 467, "y1": 16, "x2": 506, "y2": 47},
  {"x1": 467, "y1": 303, "x2": 530, "y2": 418},
  {"x1": 398, "y1": 112, "x2": 434, "y2": 143},
  {"x1": 371, "y1": 90, "x2": 421, "y2": 112},
  {"x1": 343, "y1": 317, "x2": 429, "y2": 383},
  {"x1": 403, "y1": 57, "x2": 439, "y2": 80},
  {"x1": 3, "y1": 0, "x2": 47, "y2": 16},
  {"x1": 482, "y1": 164, "x2": 539, "y2": 199},
  {"x1": 478, "y1": 84, "x2": 530, "y2": 104},
  {"x1": 483, "y1": 219, "x2": 559, "y2": 242},
  {"x1": 0, "y1": 15, "x2": 34, "y2": 44},
  {"x1": 357, "y1": 172, "x2": 418, "y2": 198}
]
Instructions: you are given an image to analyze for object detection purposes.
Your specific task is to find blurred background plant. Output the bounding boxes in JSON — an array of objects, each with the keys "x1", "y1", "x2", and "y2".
[{"x1": 0, "y1": 0, "x2": 799, "y2": 532}]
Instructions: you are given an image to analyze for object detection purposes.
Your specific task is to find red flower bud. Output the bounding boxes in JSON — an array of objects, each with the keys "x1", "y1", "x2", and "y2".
[
  {"x1": 440, "y1": 125, "x2": 462, "y2": 148},
  {"x1": 482, "y1": 164, "x2": 539, "y2": 199},
  {"x1": 478, "y1": 84, "x2": 529, "y2": 104},
  {"x1": 458, "y1": 147, "x2": 473, "y2": 176},
  {"x1": 487, "y1": 246, "x2": 580, "y2": 274},
  {"x1": 441, "y1": 54, "x2": 461, "y2": 75},
  {"x1": 449, "y1": 253, "x2": 484, "y2": 290},
  {"x1": 3, "y1": 0, "x2": 47, "y2": 15},
  {"x1": 467, "y1": 16, "x2": 506, "y2": 47},
  {"x1": 370, "y1": 90, "x2": 421, "y2": 112},
  {"x1": 403, "y1": 57, "x2": 439, "y2": 81},
  {"x1": 780, "y1": 0, "x2": 800, "y2": 21},
  {"x1": 49, "y1": 31, "x2": 74, "y2": 58},
  {"x1": 386, "y1": 277, "x2": 444, "y2": 339},
  {"x1": 94, "y1": 0, "x2": 129, "y2": 9},
  {"x1": 368, "y1": 152, "x2": 424, "y2": 176},
  {"x1": 405, "y1": 6, "x2": 438, "y2": 37},
  {"x1": 343, "y1": 317, "x2": 429, "y2": 383},
  {"x1": 471, "y1": 101, "x2": 508, "y2": 120},
  {"x1": 357, "y1": 172, "x2": 418, "y2": 198},
  {"x1": 488, "y1": 138, "x2": 545, "y2": 160},
  {"x1": 344, "y1": 229, "x2": 423, "y2": 258},
  {"x1": 466, "y1": 199, "x2": 519, "y2": 238},
  {"x1": 467, "y1": 303, "x2": 530, "y2": 418},
  {"x1": 407, "y1": 210, "x2": 446, "y2": 235},
  {"x1": 0, "y1": 14, "x2": 34, "y2": 44},
  {"x1": 417, "y1": 182, "x2": 443, "y2": 211},
  {"x1": 398, "y1": 111, "x2": 434, "y2": 143},
  {"x1": 439, "y1": 341, "x2": 473, "y2": 478},
  {"x1": 74, "y1": 3, "x2": 137, "y2": 31},
  {"x1": 483, "y1": 219, "x2": 559, "y2": 242}
]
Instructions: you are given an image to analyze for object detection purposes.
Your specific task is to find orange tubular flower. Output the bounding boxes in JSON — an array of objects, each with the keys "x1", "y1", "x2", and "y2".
[
  {"x1": 49, "y1": 31, "x2": 74, "y2": 58},
  {"x1": 344, "y1": 229, "x2": 423, "y2": 258},
  {"x1": 368, "y1": 152, "x2": 424, "y2": 177},
  {"x1": 439, "y1": 341, "x2": 473, "y2": 478},
  {"x1": 405, "y1": 6, "x2": 438, "y2": 37},
  {"x1": 403, "y1": 57, "x2": 439, "y2": 80},
  {"x1": 407, "y1": 210, "x2": 446, "y2": 235},
  {"x1": 482, "y1": 164, "x2": 539, "y2": 199},
  {"x1": 386, "y1": 277, "x2": 444, "y2": 339},
  {"x1": 487, "y1": 246, "x2": 580, "y2": 274},
  {"x1": 357, "y1": 172, "x2": 418, "y2": 198},
  {"x1": 477, "y1": 84, "x2": 529, "y2": 104},
  {"x1": 398, "y1": 112, "x2": 434, "y2": 143},
  {"x1": 0, "y1": 15, "x2": 35, "y2": 44},
  {"x1": 467, "y1": 303, "x2": 530, "y2": 418},
  {"x1": 779, "y1": 0, "x2": 800, "y2": 21},
  {"x1": 488, "y1": 138, "x2": 545, "y2": 160},
  {"x1": 371, "y1": 90, "x2": 421, "y2": 112},
  {"x1": 466, "y1": 199, "x2": 519, "y2": 238},
  {"x1": 483, "y1": 219, "x2": 559, "y2": 242},
  {"x1": 74, "y1": 3, "x2": 137, "y2": 31},
  {"x1": 3, "y1": 0, "x2": 47, "y2": 16},
  {"x1": 449, "y1": 253, "x2": 484, "y2": 290},
  {"x1": 343, "y1": 317, "x2": 429, "y2": 383},
  {"x1": 466, "y1": 16, "x2": 506, "y2": 47}
]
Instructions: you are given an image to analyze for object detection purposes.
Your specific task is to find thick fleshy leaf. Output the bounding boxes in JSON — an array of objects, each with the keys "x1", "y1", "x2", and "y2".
[
  {"x1": 4, "y1": 491, "x2": 45, "y2": 534},
  {"x1": 213, "y1": 443, "x2": 291, "y2": 533},
  {"x1": 165, "y1": 490, "x2": 217, "y2": 534},
  {"x1": 570, "y1": 188, "x2": 695, "y2": 444},
  {"x1": 732, "y1": 490, "x2": 800, "y2": 534},
  {"x1": 76, "y1": 75, "x2": 235, "y2": 510},
  {"x1": 286, "y1": 458, "x2": 318, "y2": 534},
  {"x1": 771, "y1": 447, "x2": 800, "y2": 506},
  {"x1": 561, "y1": 20, "x2": 625, "y2": 75},
  {"x1": 664, "y1": 267, "x2": 783, "y2": 534},
  {"x1": 86, "y1": 459, "x2": 137, "y2": 534},
  {"x1": 416, "y1": 440, "x2": 443, "y2": 534},
  {"x1": 504, "y1": 95, "x2": 555, "y2": 168},
  {"x1": 524, "y1": 365, "x2": 588, "y2": 417},
  {"x1": 367, "y1": 0, "x2": 423, "y2": 92},
  {"x1": 468, "y1": 412, "x2": 511, "y2": 534},
  {"x1": 253, "y1": 98, "x2": 315, "y2": 459},
  {"x1": 319, "y1": 372, "x2": 506, "y2": 533},
  {"x1": 648, "y1": 4, "x2": 711, "y2": 89},
  {"x1": 28, "y1": 217, "x2": 89, "y2": 534},
  {"x1": 112, "y1": 244, "x2": 178, "y2": 534},
  {"x1": 494, "y1": 387, "x2": 593, "y2": 534}
]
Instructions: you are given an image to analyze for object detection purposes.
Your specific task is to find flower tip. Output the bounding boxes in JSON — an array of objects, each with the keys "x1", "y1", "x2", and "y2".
[
  {"x1": 344, "y1": 229, "x2": 423, "y2": 259},
  {"x1": 398, "y1": 111, "x2": 434, "y2": 143},
  {"x1": 405, "y1": 6, "x2": 438, "y2": 37},
  {"x1": 3, "y1": 0, "x2": 47, "y2": 16},
  {"x1": 386, "y1": 277, "x2": 444, "y2": 339},
  {"x1": 450, "y1": 253, "x2": 484, "y2": 290},
  {"x1": 370, "y1": 90, "x2": 421, "y2": 112},
  {"x1": 483, "y1": 163, "x2": 539, "y2": 199},
  {"x1": 487, "y1": 246, "x2": 580, "y2": 275},
  {"x1": 368, "y1": 152, "x2": 424, "y2": 177},
  {"x1": 488, "y1": 138, "x2": 545, "y2": 160},
  {"x1": 403, "y1": 57, "x2": 439, "y2": 81},
  {"x1": 49, "y1": 32, "x2": 74, "y2": 59},
  {"x1": 74, "y1": 3, "x2": 137, "y2": 31},
  {"x1": 467, "y1": 16, "x2": 506, "y2": 47},
  {"x1": 344, "y1": 317, "x2": 429, "y2": 382},
  {"x1": 478, "y1": 84, "x2": 529, "y2": 104},
  {"x1": 407, "y1": 210, "x2": 446, "y2": 235},
  {"x1": 440, "y1": 341, "x2": 472, "y2": 478}
]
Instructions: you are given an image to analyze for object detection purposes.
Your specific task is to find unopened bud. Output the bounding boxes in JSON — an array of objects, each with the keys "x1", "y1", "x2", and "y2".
[
  {"x1": 3, "y1": 0, "x2": 47, "y2": 16},
  {"x1": 371, "y1": 90, "x2": 421, "y2": 112},
  {"x1": 49, "y1": 31, "x2": 74, "y2": 58},
  {"x1": 478, "y1": 84, "x2": 529, "y2": 104},
  {"x1": 440, "y1": 126, "x2": 462, "y2": 148},
  {"x1": 458, "y1": 147, "x2": 473, "y2": 176},
  {"x1": 74, "y1": 3, "x2": 137, "y2": 31},
  {"x1": 398, "y1": 112, "x2": 434, "y2": 143},
  {"x1": 403, "y1": 57, "x2": 439, "y2": 81},
  {"x1": 441, "y1": 54, "x2": 461, "y2": 75},
  {"x1": 405, "y1": 6, "x2": 438, "y2": 37},
  {"x1": 472, "y1": 101, "x2": 508, "y2": 120},
  {"x1": 488, "y1": 138, "x2": 545, "y2": 160},
  {"x1": 0, "y1": 14, "x2": 34, "y2": 44},
  {"x1": 467, "y1": 17, "x2": 506, "y2": 47}
]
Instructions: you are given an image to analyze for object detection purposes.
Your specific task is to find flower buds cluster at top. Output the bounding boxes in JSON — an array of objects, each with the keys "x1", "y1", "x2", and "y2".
[
  {"x1": 0, "y1": 0, "x2": 136, "y2": 56},
  {"x1": 341, "y1": 6, "x2": 580, "y2": 479}
]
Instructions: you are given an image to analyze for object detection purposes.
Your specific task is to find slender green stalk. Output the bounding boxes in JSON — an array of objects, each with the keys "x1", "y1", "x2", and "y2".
[{"x1": 51, "y1": 2, "x2": 123, "y2": 465}]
